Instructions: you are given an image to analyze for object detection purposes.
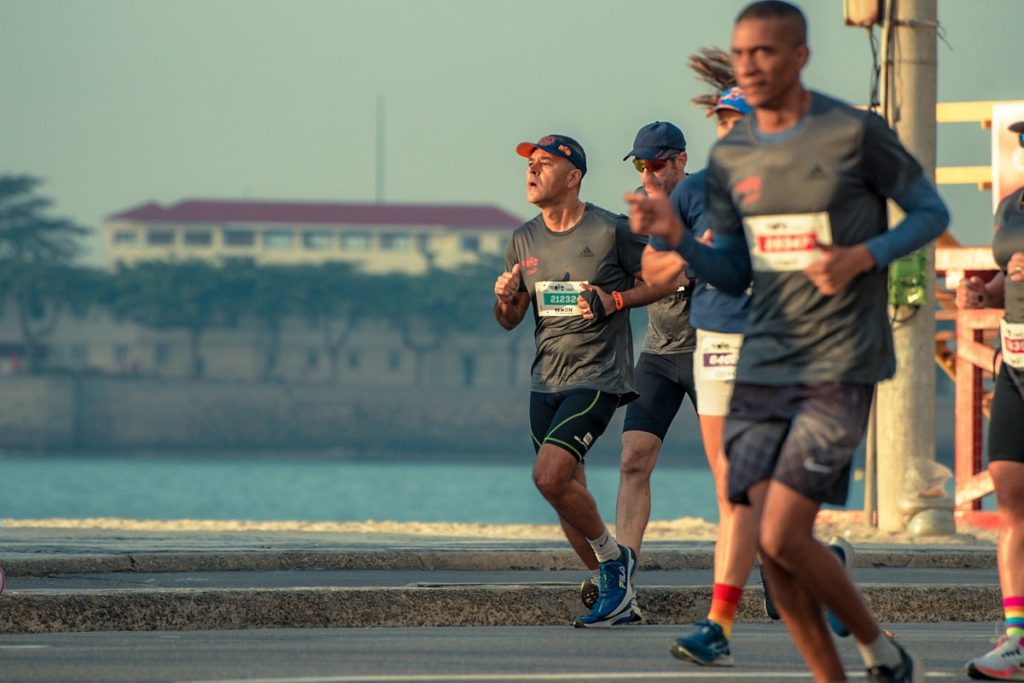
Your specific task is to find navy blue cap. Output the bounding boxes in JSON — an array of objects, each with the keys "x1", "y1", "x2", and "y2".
[
  {"x1": 516, "y1": 134, "x2": 587, "y2": 176},
  {"x1": 623, "y1": 121, "x2": 686, "y2": 161}
]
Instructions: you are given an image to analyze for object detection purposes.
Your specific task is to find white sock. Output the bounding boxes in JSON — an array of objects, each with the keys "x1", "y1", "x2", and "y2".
[
  {"x1": 587, "y1": 528, "x2": 620, "y2": 563},
  {"x1": 857, "y1": 632, "x2": 900, "y2": 669}
]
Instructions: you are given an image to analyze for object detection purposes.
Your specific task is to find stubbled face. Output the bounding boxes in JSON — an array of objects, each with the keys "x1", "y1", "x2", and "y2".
[
  {"x1": 716, "y1": 109, "x2": 744, "y2": 139},
  {"x1": 525, "y1": 150, "x2": 579, "y2": 206},
  {"x1": 731, "y1": 16, "x2": 807, "y2": 110},
  {"x1": 638, "y1": 153, "x2": 687, "y2": 196}
]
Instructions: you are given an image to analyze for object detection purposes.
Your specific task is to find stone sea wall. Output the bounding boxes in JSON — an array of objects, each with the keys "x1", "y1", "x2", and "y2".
[{"x1": 0, "y1": 375, "x2": 704, "y2": 462}]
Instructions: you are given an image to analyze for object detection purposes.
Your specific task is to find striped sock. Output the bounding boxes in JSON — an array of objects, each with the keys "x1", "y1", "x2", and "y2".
[
  {"x1": 708, "y1": 583, "x2": 744, "y2": 639},
  {"x1": 1005, "y1": 596, "x2": 1024, "y2": 638}
]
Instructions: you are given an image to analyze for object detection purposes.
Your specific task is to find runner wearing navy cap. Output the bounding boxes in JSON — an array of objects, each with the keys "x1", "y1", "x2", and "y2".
[{"x1": 576, "y1": 120, "x2": 695, "y2": 622}]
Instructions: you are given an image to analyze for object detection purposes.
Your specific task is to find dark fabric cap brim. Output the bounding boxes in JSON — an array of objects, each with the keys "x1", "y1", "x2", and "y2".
[
  {"x1": 624, "y1": 147, "x2": 682, "y2": 162},
  {"x1": 1010, "y1": 121, "x2": 1024, "y2": 134}
]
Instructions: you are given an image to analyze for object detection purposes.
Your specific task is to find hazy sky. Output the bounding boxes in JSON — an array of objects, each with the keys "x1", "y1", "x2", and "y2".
[{"x1": 2, "y1": 0, "x2": 1020, "y2": 264}]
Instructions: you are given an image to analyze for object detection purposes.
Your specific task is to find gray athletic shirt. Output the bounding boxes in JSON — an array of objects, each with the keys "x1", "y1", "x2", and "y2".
[
  {"x1": 630, "y1": 187, "x2": 697, "y2": 355},
  {"x1": 643, "y1": 289, "x2": 695, "y2": 354},
  {"x1": 705, "y1": 92, "x2": 924, "y2": 385},
  {"x1": 994, "y1": 187, "x2": 1024, "y2": 324},
  {"x1": 504, "y1": 203, "x2": 646, "y2": 400}
]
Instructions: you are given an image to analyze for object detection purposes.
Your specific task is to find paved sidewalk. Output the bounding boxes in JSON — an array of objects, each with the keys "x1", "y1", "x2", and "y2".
[{"x1": 0, "y1": 526, "x2": 1002, "y2": 633}]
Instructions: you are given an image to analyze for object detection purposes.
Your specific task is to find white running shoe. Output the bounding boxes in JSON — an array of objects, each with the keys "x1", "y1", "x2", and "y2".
[{"x1": 967, "y1": 635, "x2": 1024, "y2": 680}]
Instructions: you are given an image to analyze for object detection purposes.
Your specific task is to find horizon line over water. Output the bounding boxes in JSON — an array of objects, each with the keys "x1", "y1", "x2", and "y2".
[{"x1": 0, "y1": 451, "x2": 876, "y2": 525}]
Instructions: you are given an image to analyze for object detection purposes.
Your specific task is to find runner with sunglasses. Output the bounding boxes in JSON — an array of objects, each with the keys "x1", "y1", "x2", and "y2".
[
  {"x1": 495, "y1": 133, "x2": 676, "y2": 627},
  {"x1": 578, "y1": 122, "x2": 695, "y2": 621},
  {"x1": 635, "y1": 85, "x2": 760, "y2": 667},
  {"x1": 627, "y1": 2, "x2": 948, "y2": 679}
]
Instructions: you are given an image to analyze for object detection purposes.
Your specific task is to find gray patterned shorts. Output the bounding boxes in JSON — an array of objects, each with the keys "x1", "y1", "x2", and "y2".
[{"x1": 724, "y1": 382, "x2": 874, "y2": 506}]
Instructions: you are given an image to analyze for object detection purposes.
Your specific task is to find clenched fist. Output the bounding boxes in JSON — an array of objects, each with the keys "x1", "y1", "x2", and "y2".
[{"x1": 495, "y1": 262, "x2": 522, "y2": 304}]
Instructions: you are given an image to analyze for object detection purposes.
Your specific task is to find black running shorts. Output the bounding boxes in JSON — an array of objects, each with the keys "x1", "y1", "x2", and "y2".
[
  {"x1": 529, "y1": 389, "x2": 620, "y2": 464},
  {"x1": 622, "y1": 351, "x2": 697, "y2": 441},
  {"x1": 990, "y1": 364, "x2": 1024, "y2": 463}
]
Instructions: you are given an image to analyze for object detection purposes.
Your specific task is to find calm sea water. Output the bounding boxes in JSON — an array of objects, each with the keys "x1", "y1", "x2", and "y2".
[{"x1": 0, "y1": 452, "x2": 868, "y2": 524}]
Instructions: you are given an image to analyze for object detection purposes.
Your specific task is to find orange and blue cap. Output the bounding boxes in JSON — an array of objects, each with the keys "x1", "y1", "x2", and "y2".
[{"x1": 516, "y1": 134, "x2": 587, "y2": 176}]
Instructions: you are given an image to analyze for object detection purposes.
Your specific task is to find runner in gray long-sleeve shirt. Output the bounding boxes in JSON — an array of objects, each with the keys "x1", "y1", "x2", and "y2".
[{"x1": 628, "y1": 3, "x2": 948, "y2": 681}]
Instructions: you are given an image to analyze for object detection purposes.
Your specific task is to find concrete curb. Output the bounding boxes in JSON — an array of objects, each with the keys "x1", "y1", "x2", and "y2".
[
  {"x1": 2, "y1": 546, "x2": 996, "y2": 577},
  {"x1": 0, "y1": 584, "x2": 1000, "y2": 634}
]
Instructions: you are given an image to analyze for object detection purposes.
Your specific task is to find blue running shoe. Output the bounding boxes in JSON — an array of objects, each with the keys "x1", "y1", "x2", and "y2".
[
  {"x1": 573, "y1": 545, "x2": 636, "y2": 628},
  {"x1": 826, "y1": 536, "x2": 854, "y2": 637},
  {"x1": 671, "y1": 618, "x2": 734, "y2": 666}
]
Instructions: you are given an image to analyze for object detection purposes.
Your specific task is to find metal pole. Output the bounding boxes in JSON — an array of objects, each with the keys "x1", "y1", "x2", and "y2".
[
  {"x1": 375, "y1": 94, "x2": 386, "y2": 203},
  {"x1": 865, "y1": 388, "x2": 877, "y2": 527},
  {"x1": 874, "y1": 0, "x2": 954, "y2": 534}
]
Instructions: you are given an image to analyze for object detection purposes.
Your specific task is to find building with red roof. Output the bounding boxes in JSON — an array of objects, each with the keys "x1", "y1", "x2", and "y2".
[{"x1": 105, "y1": 199, "x2": 523, "y2": 273}]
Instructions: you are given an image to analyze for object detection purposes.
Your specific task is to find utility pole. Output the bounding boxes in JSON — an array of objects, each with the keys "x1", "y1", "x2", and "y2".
[
  {"x1": 375, "y1": 93, "x2": 386, "y2": 203},
  {"x1": 875, "y1": 0, "x2": 954, "y2": 534}
]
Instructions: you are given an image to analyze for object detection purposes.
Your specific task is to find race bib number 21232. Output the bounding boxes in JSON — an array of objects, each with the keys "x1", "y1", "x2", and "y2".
[{"x1": 535, "y1": 281, "x2": 586, "y2": 317}]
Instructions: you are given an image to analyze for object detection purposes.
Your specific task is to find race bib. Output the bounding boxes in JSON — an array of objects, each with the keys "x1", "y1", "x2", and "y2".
[
  {"x1": 743, "y1": 212, "x2": 833, "y2": 272},
  {"x1": 1002, "y1": 319, "x2": 1024, "y2": 369},
  {"x1": 696, "y1": 331, "x2": 742, "y2": 381},
  {"x1": 535, "y1": 280, "x2": 587, "y2": 317}
]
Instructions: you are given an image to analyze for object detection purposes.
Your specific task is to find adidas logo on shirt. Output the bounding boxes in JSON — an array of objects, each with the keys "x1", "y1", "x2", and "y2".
[
  {"x1": 579, "y1": 246, "x2": 594, "y2": 257},
  {"x1": 808, "y1": 164, "x2": 828, "y2": 180}
]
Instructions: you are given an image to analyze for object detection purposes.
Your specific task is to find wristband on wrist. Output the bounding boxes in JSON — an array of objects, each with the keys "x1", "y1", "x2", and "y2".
[
  {"x1": 612, "y1": 290, "x2": 625, "y2": 312},
  {"x1": 649, "y1": 236, "x2": 675, "y2": 252}
]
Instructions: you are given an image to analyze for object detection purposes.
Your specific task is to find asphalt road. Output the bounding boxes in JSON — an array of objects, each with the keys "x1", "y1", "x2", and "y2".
[{"x1": 0, "y1": 622, "x2": 1000, "y2": 683}]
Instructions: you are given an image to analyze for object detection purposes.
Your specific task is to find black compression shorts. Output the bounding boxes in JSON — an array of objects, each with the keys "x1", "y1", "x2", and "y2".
[
  {"x1": 529, "y1": 389, "x2": 620, "y2": 464},
  {"x1": 622, "y1": 351, "x2": 697, "y2": 441}
]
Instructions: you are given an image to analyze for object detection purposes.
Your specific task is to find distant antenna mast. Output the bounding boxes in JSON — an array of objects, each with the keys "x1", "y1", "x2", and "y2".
[{"x1": 375, "y1": 93, "x2": 386, "y2": 202}]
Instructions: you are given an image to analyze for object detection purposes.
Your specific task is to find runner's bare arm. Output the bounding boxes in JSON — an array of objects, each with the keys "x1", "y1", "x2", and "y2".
[
  {"x1": 957, "y1": 272, "x2": 1006, "y2": 309},
  {"x1": 577, "y1": 269, "x2": 678, "y2": 320},
  {"x1": 623, "y1": 267, "x2": 682, "y2": 307},
  {"x1": 494, "y1": 263, "x2": 530, "y2": 330},
  {"x1": 494, "y1": 292, "x2": 529, "y2": 329}
]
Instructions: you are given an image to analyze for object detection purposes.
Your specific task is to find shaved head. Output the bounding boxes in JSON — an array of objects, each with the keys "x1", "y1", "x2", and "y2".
[{"x1": 736, "y1": 0, "x2": 807, "y2": 47}]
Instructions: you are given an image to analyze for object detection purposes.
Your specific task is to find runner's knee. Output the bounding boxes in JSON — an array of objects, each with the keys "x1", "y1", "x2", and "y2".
[
  {"x1": 620, "y1": 439, "x2": 658, "y2": 479},
  {"x1": 757, "y1": 522, "x2": 805, "y2": 569},
  {"x1": 532, "y1": 457, "x2": 574, "y2": 499}
]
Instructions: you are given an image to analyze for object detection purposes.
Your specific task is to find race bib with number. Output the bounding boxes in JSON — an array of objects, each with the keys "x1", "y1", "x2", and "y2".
[
  {"x1": 696, "y1": 331, "x2": 742, "y2": 381},
  {"x1": 1002, "y1": 319, "x2": 1024, "y2": 369},
  {"x1": 743, "y1": 212, "x2": 833, "y2": 272},
  {"x1": 535, "y1": 281, "x2": 587, "y2": 317}
]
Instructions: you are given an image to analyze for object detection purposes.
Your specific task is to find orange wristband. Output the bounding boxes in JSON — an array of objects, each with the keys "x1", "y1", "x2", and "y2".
[{"x1": 612, "y1": 290, "x2": 625, "y2": 312}]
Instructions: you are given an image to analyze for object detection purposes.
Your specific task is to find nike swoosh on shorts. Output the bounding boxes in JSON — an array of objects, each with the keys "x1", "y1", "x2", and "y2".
[{"x1": 802, "y1": 457, "x2": 834, "y2": 474}]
